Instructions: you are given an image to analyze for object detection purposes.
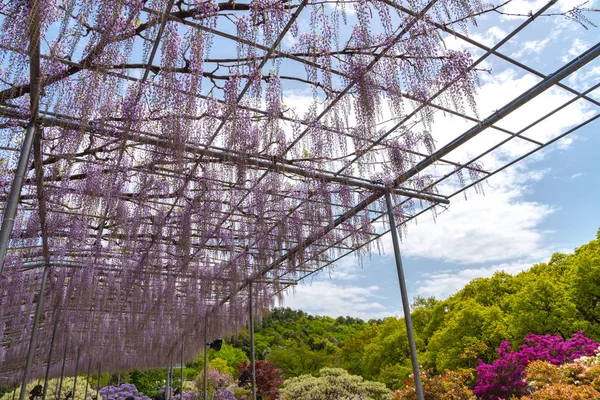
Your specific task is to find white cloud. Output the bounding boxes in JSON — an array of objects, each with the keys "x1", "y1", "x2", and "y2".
[
  {"x1": 500, "y1": 0, "x2": 584, "y2": 19},
  {"x1": 325, "y1": 256, "x2": 364, "y2": 280},
  {"x1": 562, "y1": 38, "x2": 590, "y2": 62},
  {"x1": 385, "y1": 168, "x2": 556, "y2": 265},
  {"x1": 571, "y1": 172, "x2": 584, "y2": 179},
  {"x1": 281, "y1": 281, "x2": 399, "y2": 320},
  {"x1": 415, "y1": 260, "x2": 539, "y2": 298},
  {"x1": 443, "y1": 27, "x2": 506, "y2": 51},
  {"x1": 511, "y1": 38, "x2": 550, "y2": 58}
]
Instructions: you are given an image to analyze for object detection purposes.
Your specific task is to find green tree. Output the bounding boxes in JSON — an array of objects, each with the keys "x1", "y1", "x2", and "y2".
[
  {"x1": 569, "y1": 233, "x2": 600, "y2": 338},
  {"x1": 424, "y1": 299, "x2": 508, "y2": 371},
  {"x1": 208, "y1": 343, "x2": 249, "y2": 371},
  {"x1": 266, "y1": 343, "x2": 333, "y2": 377}
]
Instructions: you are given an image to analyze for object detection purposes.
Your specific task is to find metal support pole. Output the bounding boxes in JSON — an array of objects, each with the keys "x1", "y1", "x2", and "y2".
[
  {"x1": 249, "y1": 282, "x2": 256, "y2": 400},
  {"x1": 42, "y1": 316, "x2": 60, "y2": 400},
  {"x1": 165, "y1": 365, "x2": 169, "y2": 400},
  {"x1": 0, "y1": 122, "x2": 37, "y2": 277},
  {"x1": 72, "y1": 349, "x2": 80, "y2": 400},
  {"x1": 202, "y1": 320, "x2": 208, "y2": 400},
  {"x1": 84, "y1": 359, "x2": 92, "y2": 400},
  {"x1": 385, "y1": 191, "x2": 424, "y2": 400},
  {"x1": 96, "y1": 363, "x2": 101, "y2": 400},
  {"x1": 57, "y1": 337, "x2": 69, "y2": 400},
  {"x1": 19, "y1": 265, "x2": 50, "y2": 400},
  {"x1": 180, "y1": 340, "x2": 184, "y2": 393}
]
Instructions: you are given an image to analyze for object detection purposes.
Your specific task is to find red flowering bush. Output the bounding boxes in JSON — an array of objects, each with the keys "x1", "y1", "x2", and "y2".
[{"x1": 474, "y1": 332, "x2": 598, "y2": 399}]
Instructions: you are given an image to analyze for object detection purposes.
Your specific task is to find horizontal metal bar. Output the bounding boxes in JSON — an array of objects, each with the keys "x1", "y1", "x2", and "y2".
[{"x1": 0, "y1": 107, "x2": 450, "y2": 205}]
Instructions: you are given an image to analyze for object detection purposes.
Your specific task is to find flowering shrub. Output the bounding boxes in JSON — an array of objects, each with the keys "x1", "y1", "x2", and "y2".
[
  {"x1": 99, "y1": 383, "x2": 151, "y2": 400},
  {"x1": 213, "y1": 388, "x2": 236, "y2": 400},
  {"x1": 527, "y1": 383, "x2": 599, "y2": 399},
  {"x1": 194, "y1": 367, "x2": 234, "y2": 397},
  {"x1": 519, "y1": 347, "x2": 600, "y2": 399},
  {"x1": 238, "y1": 360, "x2": 283, "y2": 399},
  {"x1": 172, "y1": 391, "x2": 198, "y2": 400},
  {"x1": 391, "y1": 368, "x2": 475, "y2": 400},
  {"x1": 474, "y1": 332, "x2": 599, "y2": 399},
  {"x1": 208, "y1": 368, "x2": 234, "y2": 388},
  {"x1": 281, "y1": 367, "x2": 391, "y2": 399}
]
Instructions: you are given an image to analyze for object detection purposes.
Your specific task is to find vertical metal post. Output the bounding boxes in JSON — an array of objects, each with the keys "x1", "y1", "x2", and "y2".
[
  {"x1": 96, "y1": 362, "x2": 101, "y2": 400},
  {"x1": 19, "y1": 266, "x2": 50, "y2": 400},
  {"x1": 384, "y1": 191, "x2": 424, "y2": 400},
  {"x1": 202, "y1": 320, "x2": 208, "y2": 400},
  {"x1": 57, "y1": 337, "x2": 69, "y2": 400},
  {"x1": 165, "y1": 365, "x2": 169, "y2": 400},
  {"x1": 84, "y1": 359, "x2": 92, "y2": 400},
  {"x1": 180, "y1": 340, "x2": 184, "y2": 394},
  {"x1": 72, "y1": 349, "x2": 80, "y2": 400},
  {"x1": 42, "y1": 316, "x2": 60, "y2": 400},
  {"x1": 249, "y1": 282, "x2": 256, "y2": 400}
]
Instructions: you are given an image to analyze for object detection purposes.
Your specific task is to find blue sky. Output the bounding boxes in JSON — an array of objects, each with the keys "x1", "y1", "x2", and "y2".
[{"x1": 282, "y1": 0, "x2": 600, "y2": 320}]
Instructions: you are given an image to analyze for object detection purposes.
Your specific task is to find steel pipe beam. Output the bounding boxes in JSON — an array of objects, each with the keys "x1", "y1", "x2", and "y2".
[{"x1": 385, "y1": 191, "x2": 424, "y2": 400}]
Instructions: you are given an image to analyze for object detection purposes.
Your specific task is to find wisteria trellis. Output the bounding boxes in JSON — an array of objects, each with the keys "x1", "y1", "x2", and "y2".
[{"x1": 0, "y1": 0, "x2": 598, "y2": 387}]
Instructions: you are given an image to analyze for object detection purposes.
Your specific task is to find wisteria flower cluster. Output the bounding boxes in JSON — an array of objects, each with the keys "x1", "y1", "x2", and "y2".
[{"x1": 99, "y1": 384, "x2": 151, "y2": 400}]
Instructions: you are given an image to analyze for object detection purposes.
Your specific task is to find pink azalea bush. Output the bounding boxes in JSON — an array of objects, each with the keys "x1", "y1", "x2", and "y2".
[{"x1": 474, "y1": 332, "x2": 599, "y2": 399}]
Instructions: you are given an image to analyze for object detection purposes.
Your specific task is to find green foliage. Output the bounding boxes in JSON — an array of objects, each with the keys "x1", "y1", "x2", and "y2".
[
  {"x1": 0, "y1": 386, "x2": 15, "y2": 400},
  {"x1": 129, "y1": 369, "x2": 165, "y2": 397},
  {"x1": 569, "y1": 236, "x2": 600, "y2": 335},
  {"x1": 414, "y1": 232, "x2": 600, "y2": 374},
  {"x1": 376, "y1": 364, "x2": 414, "y2": 390},
  {"x1": 226, "y1": 308, "x2": 367, "y2": 379},
  {"x1": 266, "y1": 343, "x2": 333, "y2": 377},
  {"x1": 0, "y1": 378, "x2": 92, "y2": 400},
  {"x1": 281, "y1": 367, "x2": 391, "y2": 400},
  {"x1": 425, "y1": 300, "x2": 508, "y2": 371},
  {"x1": 209, "y1": 358, "x2": 235, "y2": 376},
  {"x1": 208, "y1": 343, "x2": 249, "y2": 373}
]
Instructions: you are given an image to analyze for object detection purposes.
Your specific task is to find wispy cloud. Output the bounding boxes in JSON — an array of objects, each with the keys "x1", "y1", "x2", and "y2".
[
  {"x1": 281, "y1": 281, "x2": 399, "y2": 320},
  {"x1": 571, "y1": 172, "x2": 584, "y2": 179},
  {"x1": 562, "y1": 38, "x2": 591, "y2": 62},
  {"x1": 415, "y1": 260, "x2": 541, "y2": 298},
  {"x1": 511, "y1": 38, "x2": 550, "y2": 58}
]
